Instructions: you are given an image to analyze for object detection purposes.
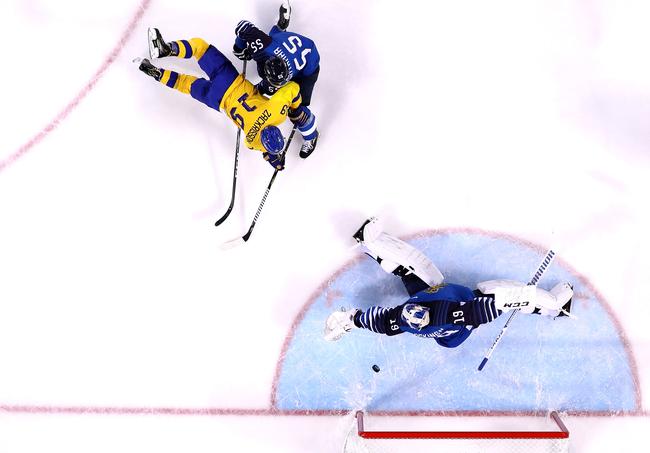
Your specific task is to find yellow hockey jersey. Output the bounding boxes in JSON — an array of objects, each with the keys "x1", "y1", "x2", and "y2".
[{"x1": 219, "y1": 75, "x2": 302, "y2": 152}]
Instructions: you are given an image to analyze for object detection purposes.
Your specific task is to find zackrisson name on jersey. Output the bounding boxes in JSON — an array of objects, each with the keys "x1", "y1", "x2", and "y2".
[{"x1": 246, "y1": 109, "x2": 272, "y2": 142}]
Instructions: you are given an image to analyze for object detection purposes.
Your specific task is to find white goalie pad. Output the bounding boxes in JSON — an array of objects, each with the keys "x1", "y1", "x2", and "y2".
[
  {"x1": 478, "y1": 280, "x2": 574, "y2": 316},
  {"x1": 360, "y1": 220, "x2": 444, "y2": 287},
  {"x1": 536, "y1": 282, "x2": 574, "y2": 316},
  {"x1": 478, "y1": 279, "x2": 538, "y2": 313}
]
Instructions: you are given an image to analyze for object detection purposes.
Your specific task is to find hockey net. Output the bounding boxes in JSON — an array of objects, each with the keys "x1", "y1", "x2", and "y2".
[{"x1": 343, "y1": 411, "x2": 569, "y2": 453}]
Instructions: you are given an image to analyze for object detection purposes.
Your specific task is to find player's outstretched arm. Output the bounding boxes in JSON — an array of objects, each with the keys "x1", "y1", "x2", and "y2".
[
  {"x1": 324, "y1": 305, "x2": 405, "y2": 341},
  {"x1": 233, "y1": 20, "x2": 273, "y2": 60}
]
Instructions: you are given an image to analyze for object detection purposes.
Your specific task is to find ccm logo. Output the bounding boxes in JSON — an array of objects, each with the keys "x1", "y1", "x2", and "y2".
[{"x1": 503, "y1": 301, "x2": 530, "y2": 308}]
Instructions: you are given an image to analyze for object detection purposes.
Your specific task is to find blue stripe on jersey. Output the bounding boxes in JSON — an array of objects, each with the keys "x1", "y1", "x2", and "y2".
[
  {"x1": 358, "y1": 307, "x2": 390, "y2": 334},
  {"x1": 470, "y1": 296, "x2": 500, "y2": 325},
  {"x1": 166, "y1": 71, "x2": 178, "y2": 88},
  {"x1": 431, "y1": 300, "x2": 451, "y2": 326},
  {"x1": 180, "y1": 40, "x2": 192, "y2": 58}
]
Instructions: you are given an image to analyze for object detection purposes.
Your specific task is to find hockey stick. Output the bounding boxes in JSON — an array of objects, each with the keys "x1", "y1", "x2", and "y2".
[
  {"x1": 477, "y1": 249, "x2": 556, "y2": 371},
  {"x1": 214, "y1": 60, "x2": 248, "y2": 227},
  {"x1": 220, "y1": 126, "x2": 297, "y2": 250}
]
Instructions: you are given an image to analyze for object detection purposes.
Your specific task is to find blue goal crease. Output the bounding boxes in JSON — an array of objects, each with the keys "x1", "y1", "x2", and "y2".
[{"x1": 274, "y1": 232, "x2": 638, "y2": 413}]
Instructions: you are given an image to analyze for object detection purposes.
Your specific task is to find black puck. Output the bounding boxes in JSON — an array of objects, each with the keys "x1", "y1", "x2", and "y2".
[{"x1": 372, "y1": 364, "x2": 380, "y2": 373}]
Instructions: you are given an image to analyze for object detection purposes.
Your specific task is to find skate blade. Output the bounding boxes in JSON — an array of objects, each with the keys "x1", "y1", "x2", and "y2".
[{"x1": 148, "y1": 28, "x2": 159, "y2": 59}]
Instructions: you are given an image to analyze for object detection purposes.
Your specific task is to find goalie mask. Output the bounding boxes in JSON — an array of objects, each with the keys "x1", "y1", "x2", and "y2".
[{"x1": 401, "y1": 304, "x2": 431, "y2": 330}]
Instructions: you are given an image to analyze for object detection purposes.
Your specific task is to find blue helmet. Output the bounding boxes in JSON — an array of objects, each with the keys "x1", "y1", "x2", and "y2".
[
  {"x1": 261, "y1": 126, "x2": 285, "y2": 154},
  {"x1": 401, "y1": 304, "x2": 431, "y2": 330}
]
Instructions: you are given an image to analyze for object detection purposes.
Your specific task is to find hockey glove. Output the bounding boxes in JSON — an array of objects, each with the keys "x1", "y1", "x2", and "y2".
[
  {"x1": 263, "y1": 152, "x2": 285, "y2": 171},
  {"x1": 233, "y1": 44, "x2": 252, "y2": 61}
]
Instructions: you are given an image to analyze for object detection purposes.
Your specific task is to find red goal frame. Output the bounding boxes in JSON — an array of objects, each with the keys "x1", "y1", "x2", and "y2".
[{"x1": 355, "y1": 411, "x2": 570, "y2": 439}]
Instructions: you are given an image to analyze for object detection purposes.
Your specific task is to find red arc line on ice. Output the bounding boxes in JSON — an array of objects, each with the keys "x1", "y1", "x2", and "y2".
[
  {"x1": 0, "y1": 0, "x2": 152, "y2": 174},
  {"x1": 0, "y1": 228, "x2": 646, "y2": 418}
]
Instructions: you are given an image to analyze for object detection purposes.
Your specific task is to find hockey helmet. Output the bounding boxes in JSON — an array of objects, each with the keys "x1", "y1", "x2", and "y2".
[
  {"x1": 263, "y1": 56, "x2": 290, "y2": 87},
  {"x1": 401, "y1": 304, "x2": 431, "y2": 330},
  {"x1": 261, "y1": 125, "x2": 285, "y2": 154}
]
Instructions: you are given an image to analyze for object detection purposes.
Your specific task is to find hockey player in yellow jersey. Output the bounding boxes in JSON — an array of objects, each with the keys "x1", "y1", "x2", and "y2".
[{"x1": 137, "y1": 29, "x2": 311, "y2": 170}]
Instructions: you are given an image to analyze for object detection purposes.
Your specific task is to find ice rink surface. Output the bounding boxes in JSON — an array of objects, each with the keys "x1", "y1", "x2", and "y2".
[{"x1": 1, "y1": 0, "x2": 649, "y2": 451}]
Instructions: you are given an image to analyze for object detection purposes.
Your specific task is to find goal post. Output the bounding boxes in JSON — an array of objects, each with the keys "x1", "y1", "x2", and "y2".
[
  {"x1": 356, "y1": 410, "x2": 569, "y2": 439},
  {"x1": 344, "y1": 411, "x2": 570, "y2": 453}
]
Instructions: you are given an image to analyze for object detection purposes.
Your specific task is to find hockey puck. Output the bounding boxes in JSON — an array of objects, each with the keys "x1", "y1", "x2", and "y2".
[{"x1": 372, "y1": 364, "x2": 380, "y2": 373}]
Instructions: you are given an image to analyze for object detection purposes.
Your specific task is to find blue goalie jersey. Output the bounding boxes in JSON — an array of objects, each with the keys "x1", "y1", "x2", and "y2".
[
  {"x1": 401, "y1": 283, "x2": 475, "y2": 347},
  {"x1": 354, "y1": 283, "x2": 477, "y2": 348}
]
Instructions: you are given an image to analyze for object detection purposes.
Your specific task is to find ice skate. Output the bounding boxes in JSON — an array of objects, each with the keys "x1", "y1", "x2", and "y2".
[
  {"x1": 324, "y1": 308, "x2": 358, "y2": 341},
  {"x1": 277, "y1": 0, "x2": 292, "y2": 31},
  {"x1": 299, "y1": 131, "x2": 319, "y2": 158},
  {"x1": 148, "y1": 27, "x2": 174, "y2": 59},
  {"x1": 137, "y1": 58, "x2": 163, "y2": 81}
]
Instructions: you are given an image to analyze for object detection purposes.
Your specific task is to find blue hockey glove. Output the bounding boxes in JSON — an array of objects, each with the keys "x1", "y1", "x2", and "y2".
[{"x1": 263, "y1": 151, "x2": 285, "y2": 171}]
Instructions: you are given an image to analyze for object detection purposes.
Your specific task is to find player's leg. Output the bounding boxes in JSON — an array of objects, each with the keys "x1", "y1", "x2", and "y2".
[
  {"x1": 293, "y1": 66, "x2": 319, "y2": 107},
  {"x1": 148, "y1": 37, "x2": 239, "y2": 112},
  {"x1": 353, "y1": 218, "x2": 445, "y2": 296},
  {"x1": 139, "y1": 57, "x2": 235, "y2": 116},
  {"x1": 288, "y1": 104, "x2": 319, "y2": 158},
  {"x1": 277, "y1": 0, "x2": 292, "y2": 31},
  {"x1": 187, "y1": 39, "x2": 240, "y2": 111},
  {"x1": 138, "y1": 58, "x2": 207, "y2": 97},
  {"x1": 474, "y1": 280, "x2": 574, "y2": 318},
  {"x1": 148, "y1": 28, "x2": 177, "y2": 59}
]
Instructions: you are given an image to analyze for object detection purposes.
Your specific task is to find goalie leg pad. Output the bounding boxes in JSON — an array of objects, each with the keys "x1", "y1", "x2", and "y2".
[
  {"x1": 477, "y1": 280, "x2": 574, "y2": 316},
  {"x1": 478, "y1": 279, "x2": 537, "y2": 313},
  {"x1": 535, "y1": 282, "x2": 574, "y2": 316},
  {"x1": 361, "y1": 219, "x2": 444, "y2": 286}
]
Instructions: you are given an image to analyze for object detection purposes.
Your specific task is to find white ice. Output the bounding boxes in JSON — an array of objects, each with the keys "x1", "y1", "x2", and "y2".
[{"x1": 0, "y1": 0, "x2": 649, "y2": 451}]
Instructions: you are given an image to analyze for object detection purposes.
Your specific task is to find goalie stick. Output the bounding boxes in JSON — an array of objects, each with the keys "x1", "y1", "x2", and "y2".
[
  {"x1": 477, "y1": 249, "x2": 556, "y2": 371},
  {"x1": 220, "y1": 126, "x2": 297, "y2": 250},
  {"x1": 214, "y1": 60, "x2": 248, "y2": 227}
]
